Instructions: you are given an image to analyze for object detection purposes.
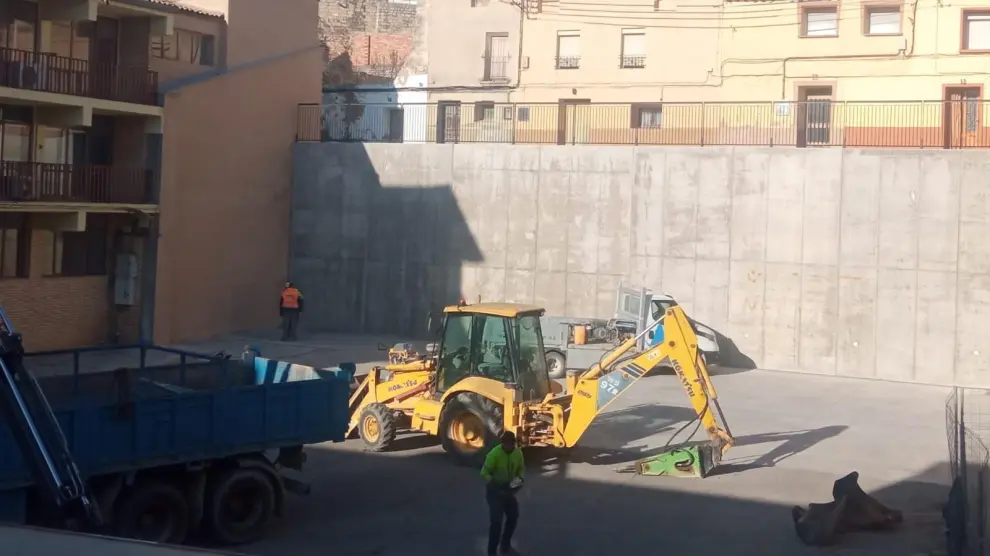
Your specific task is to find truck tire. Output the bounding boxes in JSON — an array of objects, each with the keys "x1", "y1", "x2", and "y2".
[
  {"x1": 546, "y1": 351, "x2": 566, "y2": 379},
  {"x1": 439, "y1": 392, "x2": 503, "y2": 467},
  {"x1": 204, "y1": 468, "x2": 276, "y2": 546},
  {"x1": 358, "y1": 402, "x2": 397, "y2": 452},
  {"x1": 114, "y1": 481, "x2": 190, "y2": 545}
]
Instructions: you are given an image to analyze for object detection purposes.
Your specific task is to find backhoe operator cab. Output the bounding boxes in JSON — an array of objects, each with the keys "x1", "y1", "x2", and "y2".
[{"x1": 348, "y1": 302, "x2": 560, "y2": 465}]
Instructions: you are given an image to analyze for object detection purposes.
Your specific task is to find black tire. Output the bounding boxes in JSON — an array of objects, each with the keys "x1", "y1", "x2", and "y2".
[
  {"x1": 114, "y1": 480, "x2": 190, "y2": 545},
  {"x1": 439, "y1": 393, "x2": 503, "y2": 467},
  {"x1": 358, "y1": 402, "x2": 397, "y2": 452},
  {"x1": 546, "y1": 351, "x2": 566, "y2": 379},
  {"x1": 204, "y1": 468, "x2": 277, "y2": 546}
]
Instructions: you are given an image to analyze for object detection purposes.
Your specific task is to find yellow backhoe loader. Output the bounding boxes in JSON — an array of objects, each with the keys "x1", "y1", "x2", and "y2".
[{"x1": 347, "y1": 301, "x2": 734, "y2": 477}]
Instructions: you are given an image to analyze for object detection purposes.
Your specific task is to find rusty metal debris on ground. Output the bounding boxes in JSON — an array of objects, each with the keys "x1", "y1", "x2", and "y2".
[{"x1": 792, "y1": 471, "x2": 904, "y2": 546}]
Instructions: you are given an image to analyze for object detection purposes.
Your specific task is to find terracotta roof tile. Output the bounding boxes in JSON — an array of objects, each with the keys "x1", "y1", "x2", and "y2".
[{"x1": 139, "y1": 0, "x2": 225, "y2": 18}]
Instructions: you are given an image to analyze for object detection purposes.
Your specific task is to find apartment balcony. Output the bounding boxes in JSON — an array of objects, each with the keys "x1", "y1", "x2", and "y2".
[
  {"x1": 0, "y1": 162, "x2": 152, "y2": 205},
  {"x1": 0, "y1": 47, "x2": 158, "y2": 106}
]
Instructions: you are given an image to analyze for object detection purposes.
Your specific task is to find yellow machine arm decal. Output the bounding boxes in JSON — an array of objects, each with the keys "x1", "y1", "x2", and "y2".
[{"x1": 562, "y1": 305, "x2": 734, "y2": 451}]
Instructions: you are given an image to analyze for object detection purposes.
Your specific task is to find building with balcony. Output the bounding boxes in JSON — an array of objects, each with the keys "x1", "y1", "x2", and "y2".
[
  {"x1": 0, "y1": 0, "x2": 322, "y2": 351},
  {"x1": 505, "y1": 0, "x2": 990, "y2": 147},
  {"x1": 423, "y1": 0, "x2": 520, "y2": 142}
]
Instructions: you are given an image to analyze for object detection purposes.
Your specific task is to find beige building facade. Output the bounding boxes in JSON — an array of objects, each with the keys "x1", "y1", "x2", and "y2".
[
  {"x1": 0, "y1": 0, "x2": 321, "y2": 351},
  {"x1": 423, "y1": 0, "x2": 522, "y2": 142},
  {"x1": 419, "y1": 0, "x2": 989, "y2": 147}
]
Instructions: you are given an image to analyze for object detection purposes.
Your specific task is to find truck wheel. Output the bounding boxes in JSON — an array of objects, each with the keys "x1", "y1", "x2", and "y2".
[
  {"x1": 546, "y1": 351, "x2": 566, "y2": 379},
  {"x1": 114, "y1": 481, "x2": 190, "y2": 545},
  {"x1": 204, "y1": 468, "x2": 276, "y2": 546},
  {"x1": 439, "y1": 393, "x2": 503, "y2": 467},
  {"x1": 358, "y1": 403, "x2": 397, "y2": 452}
]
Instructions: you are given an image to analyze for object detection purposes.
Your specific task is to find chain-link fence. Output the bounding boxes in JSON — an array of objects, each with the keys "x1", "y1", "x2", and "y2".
[{"x1": 946, "y1": 387, "x2": 990, "y2": 556}]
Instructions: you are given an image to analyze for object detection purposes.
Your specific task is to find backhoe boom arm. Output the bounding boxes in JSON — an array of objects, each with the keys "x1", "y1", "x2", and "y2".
[{"x1": 560, "y1": 305, "x2": 734, "y2": 458}]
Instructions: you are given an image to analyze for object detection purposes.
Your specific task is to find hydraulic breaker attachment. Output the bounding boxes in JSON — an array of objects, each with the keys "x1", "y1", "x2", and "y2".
[{"x1": 615, "y1": 441, "x2": 726, "y2": 479}]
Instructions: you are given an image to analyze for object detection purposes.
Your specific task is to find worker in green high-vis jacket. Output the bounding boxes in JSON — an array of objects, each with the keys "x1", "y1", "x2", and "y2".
[{"x1": 480, "y1": 431, "x2": 525, "y2": 556}]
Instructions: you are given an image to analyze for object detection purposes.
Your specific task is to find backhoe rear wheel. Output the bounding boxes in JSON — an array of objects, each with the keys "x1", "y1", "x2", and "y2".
[
  {"x1": 359, "y1": 403, "x2": 397, "y2": 452},
  {"x1": 439, "y1": 393, "x2": 504, "y2": 467}
]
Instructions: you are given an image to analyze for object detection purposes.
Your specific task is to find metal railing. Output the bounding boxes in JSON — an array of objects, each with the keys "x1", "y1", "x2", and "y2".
[
  {"x1": 0, "y1": 47, "x2": 159, "y2": 105},
  {"x1": 0, "y1": 162, "x2": 153, "y2": 204},
  {"x1": 555, "y1": 56, "x2": 580, "y2": 69},
  {"x1": 620, "y1": 55, "x2": 646, "y2": 68},
  {"x1": 296, "y1": 100, "x2": 990, "y2": 149},
  {"x1": 947, "y1": 387, "x2": 990, "y2": 556}
]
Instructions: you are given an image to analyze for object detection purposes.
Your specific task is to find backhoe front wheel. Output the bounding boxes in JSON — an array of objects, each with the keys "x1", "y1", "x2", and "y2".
[
  {"x1": 439, "y1": 393, "x2": 504, "y2": 467},
  {"x1": 359, "y1": 403, "x2": 397, "y2": 452}
]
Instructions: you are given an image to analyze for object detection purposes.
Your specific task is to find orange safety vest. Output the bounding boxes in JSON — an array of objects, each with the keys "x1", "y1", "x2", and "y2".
[{"x1": 280, "y1": 287, "x2": 301, "y2": 309}]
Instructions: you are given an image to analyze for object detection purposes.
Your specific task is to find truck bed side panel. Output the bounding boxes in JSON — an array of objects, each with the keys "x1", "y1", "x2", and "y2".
[{"x1": 0, "y1": 357, "x2": 350, "y2": 490}]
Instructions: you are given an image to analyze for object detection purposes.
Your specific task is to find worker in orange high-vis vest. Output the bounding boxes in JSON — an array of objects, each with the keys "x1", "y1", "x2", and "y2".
[{"x1": 279, "y1": 282, "x2": 304, "y2": 341}]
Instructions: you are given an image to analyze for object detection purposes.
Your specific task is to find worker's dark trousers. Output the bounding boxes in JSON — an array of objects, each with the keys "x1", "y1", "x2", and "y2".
[
  {"x1": 280, "y1": 310, "x2": 300, "y2": 341},
  {"x1": 486, "y1": 485, "x2": 518, "y2": 555}
]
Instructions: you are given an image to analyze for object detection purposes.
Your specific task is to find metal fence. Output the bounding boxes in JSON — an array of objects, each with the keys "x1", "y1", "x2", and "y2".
[
  {"x1": 296, "y1": 100, "x2": 990, "y2": 149},
  {"x1": 947, "y1": 387, "x2": 990, "y2": 556}
]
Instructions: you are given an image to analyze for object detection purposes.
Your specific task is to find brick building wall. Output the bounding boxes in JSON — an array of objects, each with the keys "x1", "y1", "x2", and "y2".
[
  {"x1": 0, "y1": 214, "x2": 145, "y2": 352},
  {"x1": 320, "y1": 0, "x2": 426, "y2": 86}
]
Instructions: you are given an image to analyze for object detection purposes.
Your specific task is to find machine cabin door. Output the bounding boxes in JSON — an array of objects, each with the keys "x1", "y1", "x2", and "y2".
[{"x1": 509, "y1": 313, "x2": 552, "y2": 402}]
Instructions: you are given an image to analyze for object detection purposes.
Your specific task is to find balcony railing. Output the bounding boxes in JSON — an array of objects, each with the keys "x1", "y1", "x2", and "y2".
[
  {"x1": 555, "y1": 56, "x2": 580, "y2": 69},
  {"x1": 0, "y1": 47, "x2": 158, "y2": 105},
  {"x1": 297, "y1": 100, "x2": 990, "y2": 149},
  {"x1": 484, "y1": 56, "x2": 511, "y2": 81},
  {"x1": 620, "y1": 55, "x2": 646, "y2": 68},
  {"x1": 0, "y1": 162, "x2": 153, "y2": 204}
]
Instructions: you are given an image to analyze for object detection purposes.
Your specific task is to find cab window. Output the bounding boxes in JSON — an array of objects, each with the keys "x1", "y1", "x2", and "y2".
[
  {"x1": 439, "y1": 314, "x2": 472, "y2": 390},
  {"x1": 473, "y1": 315, "x2": 513, "y2": 382},
  {"x1": 438, "y1": 313, "x2": 514, "y2": 389}
]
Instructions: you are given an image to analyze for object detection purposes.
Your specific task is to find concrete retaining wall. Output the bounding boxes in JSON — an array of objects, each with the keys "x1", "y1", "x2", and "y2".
[{"x1": 291, "y1": 142, "x2": 990, "y2": 387}]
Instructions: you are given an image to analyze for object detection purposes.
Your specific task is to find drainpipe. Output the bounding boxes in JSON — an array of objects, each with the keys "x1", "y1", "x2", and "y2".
[{"x1": 507, "y1": 2, "x2": 525, "y2": 104}]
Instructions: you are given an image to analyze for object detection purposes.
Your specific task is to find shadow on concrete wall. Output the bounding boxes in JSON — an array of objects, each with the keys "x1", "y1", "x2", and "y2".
[
  {"x1": 251, "y1": 441, "x2": 949, "y2": 555},
  {"x1": 290, "y1": 142, "x2": 482, "y2": 340},
  {"x1": 711, "y1": 328, "x2": 758, "y2": 370}
]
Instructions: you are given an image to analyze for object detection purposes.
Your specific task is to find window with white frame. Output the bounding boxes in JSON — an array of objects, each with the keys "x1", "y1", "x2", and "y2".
[
  {"x1": 864, "y1": 6, "x2": 901, "y2": 35},
  {"x1": 620, "y1": 28, "x2": 645, "y2": 68},
  {"x1": 556, "y1": 31, "x2": 580, "y2": 69},
  {"x1": 801, "y1": 7, "x2": 838, "y2": 37},
  {"x1": 963, "y1": 11, "x2": 990, "y2": 51}
]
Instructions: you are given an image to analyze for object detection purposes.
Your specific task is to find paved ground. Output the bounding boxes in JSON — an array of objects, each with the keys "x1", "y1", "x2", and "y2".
[{"x1": 27, "y1": 332, "x2": 953, "y2": 555}]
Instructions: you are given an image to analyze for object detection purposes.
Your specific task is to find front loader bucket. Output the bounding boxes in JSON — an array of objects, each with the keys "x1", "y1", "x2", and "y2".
[
  {"x1": 615, "y1": 442, "x2": 722, "y2": 478},
  {"x1": 792, "y1": 471, "x2": 903, "y2": 546}
]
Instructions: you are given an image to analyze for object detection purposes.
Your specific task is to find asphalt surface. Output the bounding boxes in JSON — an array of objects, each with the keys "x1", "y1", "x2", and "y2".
[{"x1": 29, "y1": 332, "x2": 953, "y2": 555}]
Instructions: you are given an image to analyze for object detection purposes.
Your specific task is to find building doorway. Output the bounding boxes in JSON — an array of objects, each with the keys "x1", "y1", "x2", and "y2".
[
  {"x1": 436, "y1": 101, "x2": 461, "y2": 144},
  {"x1": 556, "y1": 98, "x2": 590, "y2": 145},
  {"x1": 796, "y1": 85, "x2": 833, "y2": 147},
  {"x1": 943, "y1": 85, "x2": 982, "y2": 149}
]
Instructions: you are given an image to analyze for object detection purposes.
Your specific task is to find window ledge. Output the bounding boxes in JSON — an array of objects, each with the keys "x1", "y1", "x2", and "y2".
[
  {"x1": 960, "y1": 49, "x2": 990, "y2": 54},
  {"x1": 864, "y1": 32, "x2": 903, "y2": 36},
  {"x1": 799, "y1": 34, "x2": 840, "y2": 38}
]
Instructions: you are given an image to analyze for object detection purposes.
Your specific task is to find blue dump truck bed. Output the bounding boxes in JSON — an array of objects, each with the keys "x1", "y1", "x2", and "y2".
[{"x1": 0, "y1": 345, "x2": 351, "y2": 497}]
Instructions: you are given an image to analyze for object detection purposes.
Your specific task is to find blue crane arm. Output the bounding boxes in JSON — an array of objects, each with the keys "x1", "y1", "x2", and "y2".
[{"x1": 0, "y1": 307, "x2": 102, "y2": 529}]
